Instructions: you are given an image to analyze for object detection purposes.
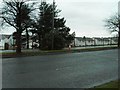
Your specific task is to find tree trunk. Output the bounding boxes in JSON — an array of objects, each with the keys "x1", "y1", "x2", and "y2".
[
  {"x1": 118, "y1": 30, "x2": 120, "y2": 48},
  {"x1": 26, "y1": 29, "x2": 29, "y2": 49},
  {"x1": 38, "y1": 34, "x2": 41, "y2": 50},
  {"x1": 84, "y1": 38, "x2": 86, "y2": 47},
  {"x1": 16, "y1": 32, "x2": 22, "y2": 53},
  {"x1": 16, "y1": 10, "x2": 22, "y2": 53},
  {"x1": 32, "y1": 33, "x2": 33, "y2": 49}
]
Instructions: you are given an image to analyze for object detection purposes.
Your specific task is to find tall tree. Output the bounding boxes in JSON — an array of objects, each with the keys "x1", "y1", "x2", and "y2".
[
  {"x1": 1, "y1": 0, "x2": 36, "y2": 53},
  {"x1": 83, "y1": 36, "x2": 87, "y2": 46},
  {"x1": 32, "y1": 1, "x2": 74, "y2": 50},
  {"x1": 105, "y1": 14, "x2": 120, "y2": 48}
]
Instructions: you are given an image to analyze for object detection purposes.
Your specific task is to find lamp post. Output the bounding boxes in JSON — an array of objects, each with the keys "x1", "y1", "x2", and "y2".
[{"x1": 40, "y1": 0, "x2": 46, "y2": 49}]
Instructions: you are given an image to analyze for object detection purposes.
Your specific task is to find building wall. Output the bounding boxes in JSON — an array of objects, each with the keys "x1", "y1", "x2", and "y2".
[
  {"x1": 74, "y1": 37, "x2": 118, "y2": 47},
  {"x1": 74, "y1": 38, "x2": 81, "y2": 46},
  {"x1": 86, "y1": 40, "x2": 94, "y2": 46},
  {"x1": 8, "y1": 35, "x2": 14, "y2": 49},
  {"x1": 0, "y1": 38, "x2": 9, "y2": 50},
  {"x1": 1, "y1": 35, "x2": 118, "y2": 50},
  {"x1": 0, "y1": 40, "x2": 4, "y2": 49},
  {"x1": 95, "y1": 40, "x2": 103, "y2": 45}
]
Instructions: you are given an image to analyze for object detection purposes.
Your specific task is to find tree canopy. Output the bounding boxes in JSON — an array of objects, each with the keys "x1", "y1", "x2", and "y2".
[
  {"x1": 1, "y1": 0, "x2": 36, "y2": 53},
  {"x1": 105, "y1": 14, "x2": 120, "y2": 47},
  {"x1": 31, "y1": 1, "x2": 74, "y2": 50},
  {"x1": 1, "y1": 0, "x2": 74, "y2": 52}
]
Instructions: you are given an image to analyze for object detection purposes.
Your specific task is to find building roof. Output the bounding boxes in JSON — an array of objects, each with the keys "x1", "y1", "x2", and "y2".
[
  {"x1": 0, "y1": 34, "x2": 10, "y2": 40},
  {"x1": 75, "y1": 37, "x2": 94, "y2": 41},
  {"x1": 93, "y1": 37, "x2": 103, "y2": 41}
]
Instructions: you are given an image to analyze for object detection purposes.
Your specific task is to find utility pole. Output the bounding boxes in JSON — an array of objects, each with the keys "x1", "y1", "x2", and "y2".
[
  {"x1": 51, "y1": 0, "x2": 55, "y2": 50},
  {"x1": 102, "y1": 38, "x2": 104, "y2": 46},
  {"x1": 118, "y1": 1, "x2": 120, "y2": 48},
  {"x1": 40, "y1": 0, "x2": 45, "y2": 49}
]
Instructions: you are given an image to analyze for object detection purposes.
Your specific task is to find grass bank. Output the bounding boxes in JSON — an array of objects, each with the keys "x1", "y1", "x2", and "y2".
[
  {"x1": 88, "y1": 80, "x2": 119, "y2": 90},
  {"x1": 94, "y1": 80, "x2": 119, "y2": 88},
  {"x1": 1, "y1": 46, "x2": 118, "y2": 58}
]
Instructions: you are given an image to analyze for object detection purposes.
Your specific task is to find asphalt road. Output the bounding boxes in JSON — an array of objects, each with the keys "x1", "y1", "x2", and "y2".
[
  {"x1": 0, "y1": 58, "x2": 2, "y2": 89},
  {"x1": 2, "y1": 49, "x2": 118, "y2": 88}
]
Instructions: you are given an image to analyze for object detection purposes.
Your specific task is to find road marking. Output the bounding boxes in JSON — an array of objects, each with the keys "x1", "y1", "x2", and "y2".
[{"x1": 56, "y1": 69, "x2": 59, "y2": 71}]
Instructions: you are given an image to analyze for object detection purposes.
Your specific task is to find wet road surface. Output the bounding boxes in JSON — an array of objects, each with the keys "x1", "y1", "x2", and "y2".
[{"x1": 2, "y1": 49, "x2": 118, "y2": 88}]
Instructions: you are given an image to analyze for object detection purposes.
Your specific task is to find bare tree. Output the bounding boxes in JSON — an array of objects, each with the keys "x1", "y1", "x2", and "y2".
[
  {"x1": 105, "y1": 14, "x2": 120, "y2": 48},
  {"x1": 1, "y1": 0, "x2": 36, "y2": 53}
]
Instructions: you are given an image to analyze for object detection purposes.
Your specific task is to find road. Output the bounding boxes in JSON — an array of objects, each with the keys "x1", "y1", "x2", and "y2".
[{"x1": 2, "y1": 49, "x2": 118, "y2": 88}]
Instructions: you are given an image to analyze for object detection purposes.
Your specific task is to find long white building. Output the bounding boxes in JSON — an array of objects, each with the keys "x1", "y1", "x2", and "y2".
[
  {"x1": 0, "y1": 34, "x2": 118, "y2": 50},
  {"x1": 72, "y1": 37, "x2": 118, "y2": 47}
]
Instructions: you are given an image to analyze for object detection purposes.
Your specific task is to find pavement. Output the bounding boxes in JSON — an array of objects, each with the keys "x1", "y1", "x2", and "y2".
[
  {"x1": 64, "y1": 45, "x2": 117, "y2": 50},
  {"x1": 2, "y1": 49, "x2": 119, "y2": 88}
]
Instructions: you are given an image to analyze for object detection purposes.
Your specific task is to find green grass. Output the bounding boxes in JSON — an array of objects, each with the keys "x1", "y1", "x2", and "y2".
[
  {"x1": 94, "y1": 80, "x2": 119, "y2": 88},
  {"x1": 1, "y1": 46, "x2": 118, "y2": 58},
  {"x1": 88, "y1": 80, "x2": 120, "y2": 90},
  {"x1": 0, "y1": 52, "x2": 16, "y2": 54}
]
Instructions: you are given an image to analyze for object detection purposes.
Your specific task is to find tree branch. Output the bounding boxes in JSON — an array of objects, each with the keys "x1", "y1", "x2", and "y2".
[
  {"x1": 2, "y1": 17, "x2": 17, "y2": 29},
  {"x1": 5, "y1": 1, "x2": 17, "y2": 12}
]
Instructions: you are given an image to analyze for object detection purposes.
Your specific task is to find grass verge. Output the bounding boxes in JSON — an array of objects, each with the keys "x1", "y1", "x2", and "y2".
[
  {"x1": 94, "y1": 80, "x2": 119, "y2": 88},
  {"x1": 88, "y1": 80, "x2": 120, "y2": 90},
  {"x1": 1, "y1": 46, "x2": 118, "y2": 58}
]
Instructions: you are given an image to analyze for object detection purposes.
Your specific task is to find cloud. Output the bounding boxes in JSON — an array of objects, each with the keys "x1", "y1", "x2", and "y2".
[
  {"x1": 0, "y1": 0, "x2": 119, "y2": 37},
  {"x1": 55, "y1": 1, "x2": 118, "y2": 37}
]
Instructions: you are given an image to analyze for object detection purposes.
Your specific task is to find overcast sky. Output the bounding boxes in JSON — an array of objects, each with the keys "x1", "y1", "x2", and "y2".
[{"x1": 0, "y1": 0, "x2": 119, "y2": 37}]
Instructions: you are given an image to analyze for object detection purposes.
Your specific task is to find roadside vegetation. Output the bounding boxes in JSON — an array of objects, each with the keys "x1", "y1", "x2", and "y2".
[
  {"x1": 88, "y1": 80, "x2": 119, "y2": 90},
  {"x1": 95, "y1": 80, "x2": 119, "y2": 88},
  {"x1": 0, "y1": 0, "x2": 74, "y2": 53},
  {"x1": 1, "y1": 46, "x2": 117, "y2": 58},
  {"x1": 105, "y1": 14, "x2": 120, "y2": 48}
]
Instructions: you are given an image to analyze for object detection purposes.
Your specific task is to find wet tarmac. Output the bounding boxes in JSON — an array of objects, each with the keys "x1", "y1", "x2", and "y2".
[{"x1": 2, "y1": 49, "x2": 118, "y2": 88}]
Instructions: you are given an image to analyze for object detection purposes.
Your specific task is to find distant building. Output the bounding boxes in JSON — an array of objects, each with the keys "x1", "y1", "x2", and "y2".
[
  {"x1": 72, "y1": 37, "x2": 118, "y2": 47},
  {"x1": 0, "y1": 33, "x2": 118, "y2": 50},
  {"x1": 74, "y1": 37, "x2": 94, "y2": 46},
  {"x1": 0, "y1": 34, "x2": 10, "y2": 49},
  {"x1": 0, "y1": 34, "x2": 34, "y2": 50}
]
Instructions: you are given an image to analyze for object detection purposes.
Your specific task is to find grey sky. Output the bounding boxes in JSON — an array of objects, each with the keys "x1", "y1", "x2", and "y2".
[{"x1": 0, "y1": 0, "x2": 119, "y2": 37}]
